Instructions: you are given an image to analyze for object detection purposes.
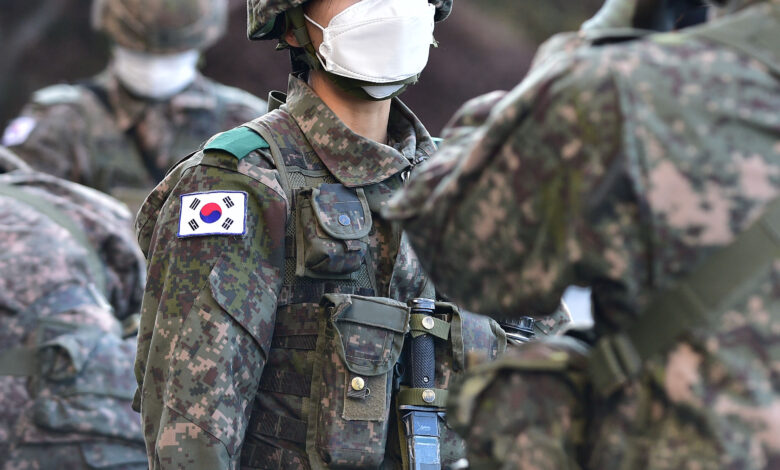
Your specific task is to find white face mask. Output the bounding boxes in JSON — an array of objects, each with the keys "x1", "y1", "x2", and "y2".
[
  {"x1": 112, "y1": 46, "x2": 200, "y2": 100},
  {"x1": 305, "y1": 0, "x2": 436, "y2": 99}
]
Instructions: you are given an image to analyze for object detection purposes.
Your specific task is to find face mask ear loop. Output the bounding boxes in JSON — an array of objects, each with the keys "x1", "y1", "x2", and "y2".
[{"x1": 287, "y1": 7, "x2": 322, "y2": 71}]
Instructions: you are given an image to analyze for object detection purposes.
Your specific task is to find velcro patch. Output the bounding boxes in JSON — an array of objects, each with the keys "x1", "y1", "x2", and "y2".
[
  {"x1": 2, "y1": 117, "x2": 36, "y2": 147},
  {"x1": 178, "y1": 191, "x2": 247, "y2": 238}
]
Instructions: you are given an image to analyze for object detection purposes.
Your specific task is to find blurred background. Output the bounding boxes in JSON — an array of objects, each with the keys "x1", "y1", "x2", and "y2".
[
  {"x1": 0, "y1": 0, "x2": 603, "y2": 134},
  {"x1": 0, "y1": 0, "x2": 600, "y2": 324}
]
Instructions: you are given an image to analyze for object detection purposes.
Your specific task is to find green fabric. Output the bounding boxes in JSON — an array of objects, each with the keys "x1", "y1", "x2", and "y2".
[
  {"x1": 204, "y1": 126, "x2": 269, "y2": 160},
  {"x1": 0, "y1": 184, "x2": 107, "y2": 295},
  {"x1": 0, "y1": 346, "x2": 38, "y2": 376},
  {"x1": 409, "y1": 314, "x2": 450, "y2": 340},
  {"x1": 397, "y1": 387, "x2": 449, "y2": 408},
  {"x1": 590, "y1": 196, "x2": 780, "y2": 396}
]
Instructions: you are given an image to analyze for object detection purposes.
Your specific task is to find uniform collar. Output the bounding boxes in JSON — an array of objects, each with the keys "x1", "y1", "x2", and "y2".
[
  {"x1": 284, "y1": 74, "x2": 435, "y2": 188},
  {"x1": 98, "y1": 71, "x2": 217, "y2": 132}
]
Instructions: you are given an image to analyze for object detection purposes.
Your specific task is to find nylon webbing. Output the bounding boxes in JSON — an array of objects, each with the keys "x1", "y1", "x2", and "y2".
[
  {"x1": 258, "y1": 367, "x2": 311, "y2": 397},
  {"x1": 590, "y1": 197, "x2": 780, "y2": 396},
  {"x1": 409, "y1": 314, "x2": 450, "y2": 340},
  {"x1": 240, "y1": 437, "x2": 304, "y2": 470},
  {"x1": 397, "y1": 387, "x2": 449, "y2": 408},
  {"x1": 247, "y1": 409, "x2": 307, "y2": 444},
  {"x1": 0, "y1": 184, "x2": 107, "y2": 295}
]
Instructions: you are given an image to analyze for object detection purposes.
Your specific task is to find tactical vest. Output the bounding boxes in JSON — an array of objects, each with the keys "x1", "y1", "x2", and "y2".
[{"x1": 205, "y1": 105, "x2": 506, "y2": 469}]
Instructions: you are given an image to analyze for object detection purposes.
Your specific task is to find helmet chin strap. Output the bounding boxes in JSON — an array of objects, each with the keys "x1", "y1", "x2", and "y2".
[{"x1": 284, "y1": 6, "x2": 417, "y2": 101}]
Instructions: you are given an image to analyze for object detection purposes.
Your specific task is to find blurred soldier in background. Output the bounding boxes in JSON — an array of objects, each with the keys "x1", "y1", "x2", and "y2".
[
  {"x1": 0, "y1": 146, "x2": 147, "y2": 469},
  {"x1": 1, "y1": 0, "x2": 267, "y2": 212},
  {"x1": 385, "y1": 0, "x2": 780, "y2": 467}
]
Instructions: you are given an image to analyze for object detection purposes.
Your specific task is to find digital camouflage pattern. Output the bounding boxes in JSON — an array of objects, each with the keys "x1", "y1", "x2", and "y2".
[
  {"x1": 3, "y1": 70, "x2": 267, "y2": 213},
  {"x1": 134, "y1": 73, "x2": 565, "y2": 469},
  {"x1": 385, "y1": 0, "x2": 780, "y2": 468},
  {"x1": 0, "y1": 148, "x2": 147, "y2": 469},
  {"x1": 92, "y1": 0, "x2": 228, "y2": 53}
]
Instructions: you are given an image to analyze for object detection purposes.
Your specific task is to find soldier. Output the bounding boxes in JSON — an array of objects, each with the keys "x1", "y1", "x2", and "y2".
[
  {"x1": 384, "y1": 0, "x2": 780, "y2": 468},
  {"x1": 133, "y1": 0, "x2": 570, "y2": 468},
  {"x1": 0, "y1": 146, "x2": 147, "y2": 469},
  {"x1": 1, "y1": 0, "x2": 267, "y2": 212}
]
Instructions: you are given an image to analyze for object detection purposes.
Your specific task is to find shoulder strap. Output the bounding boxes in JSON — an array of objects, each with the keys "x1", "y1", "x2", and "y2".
[
  {"x1": 0, "y1": 184, "x2": 107, "y2": 295},
  {"x1": 589, "y1": 196, "x2": 780, "y2": 396},
  {"x1": 242, "y1": 118, "x2": 293, "y2": 202}
]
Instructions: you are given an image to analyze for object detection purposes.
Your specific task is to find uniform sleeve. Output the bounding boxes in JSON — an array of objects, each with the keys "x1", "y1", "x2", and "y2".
[
  {"x1": 135, "y1": 156, "x2": 287, "y2": 469},
  {"x1": 386, "y1": 53, "x2": 633, "y2": 319},
  {"x1": 3, "y1": 100, "x2": 92, "y2": 184}
]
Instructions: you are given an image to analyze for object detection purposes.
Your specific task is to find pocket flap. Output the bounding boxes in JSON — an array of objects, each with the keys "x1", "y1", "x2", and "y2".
[
  {"x1": 209, "y1": 254, "x2": 278, "y2": 353},
  {"x1": 310, "y1": 184, "x2": 372, "y2": 239},
  {"x1": 323, "y1": 294, "x2": 409, "y2": 376}
]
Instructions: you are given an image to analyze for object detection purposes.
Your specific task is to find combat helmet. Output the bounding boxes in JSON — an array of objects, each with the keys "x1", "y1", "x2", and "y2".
[
  {"x1": 92, "y1": 0, "x2": 229, "y2": 53},
  {"x1": 247, "y1": 0, "x2": 454, "y2": 40}
]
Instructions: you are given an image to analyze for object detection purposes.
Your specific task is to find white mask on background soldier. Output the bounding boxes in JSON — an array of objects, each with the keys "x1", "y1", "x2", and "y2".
[
  {"x1": 305, "y1": 0, "x2": 436, "y2": 99},
  {"x1": 112, "y1": 46, "x2": 200, "y2": 100}
]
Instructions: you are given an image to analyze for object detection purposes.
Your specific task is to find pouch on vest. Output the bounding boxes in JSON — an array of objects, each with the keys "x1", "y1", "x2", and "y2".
[
  {"x1": 296, "y1": 184, "x2": 372, "y2": 278},
  {"x1": 307, "y1": 294, "x2": 409, "y2": 469},
  {"x1": 13, "y1": 319, "x2": 146, "y2": 467}
]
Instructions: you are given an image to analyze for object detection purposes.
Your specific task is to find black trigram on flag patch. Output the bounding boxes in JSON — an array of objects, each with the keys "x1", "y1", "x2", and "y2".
[
  {"x1": 188, "y1": 219, "x2": 199, "y2": 231},
  {"x1": 189, "y1": 198, "x2": 201, "y2": 210},
  {"x1": 223, "y1": 196, "x2": 234, "y2": 208},
  {"x1": 222, "y1": 218, "x2": 234, "y2": 230}
]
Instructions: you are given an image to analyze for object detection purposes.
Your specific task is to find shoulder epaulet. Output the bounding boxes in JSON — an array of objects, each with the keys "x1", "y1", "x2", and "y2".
[
  {"x1": 203, "y1": 126, "x2": 269, "y2": 160},
  {"x1": 31, "y1": 84, "x2": 83, "y2": 106}
]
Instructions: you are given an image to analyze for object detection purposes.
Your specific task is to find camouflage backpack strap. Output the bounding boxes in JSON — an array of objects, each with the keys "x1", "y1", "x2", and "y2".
[
  {"x1": 589, "y1": 197, "x2": 780, "y2": 396},
  {"x1": 0, "y1": 183, "x2": 107, "y2": 295}
]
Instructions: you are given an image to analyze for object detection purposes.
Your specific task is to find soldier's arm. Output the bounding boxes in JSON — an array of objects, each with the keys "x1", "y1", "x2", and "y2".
[
  {"x1": 387, "y1": 52, "x2": 629, "y2": 319},
  {"x1": 2, "y1": 85, "x2": 92, "y2": 184},
  {"x1": 135, "y1": 151, "x2": 286, "y2": 469}
]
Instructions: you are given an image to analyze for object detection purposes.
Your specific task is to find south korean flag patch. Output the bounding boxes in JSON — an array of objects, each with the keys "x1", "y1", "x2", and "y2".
[{"x1": 178, "y1": 191, "x2": 247, "y2": 238}]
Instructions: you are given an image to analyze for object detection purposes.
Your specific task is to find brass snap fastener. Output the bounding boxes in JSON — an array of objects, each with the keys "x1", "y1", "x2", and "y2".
[
  {"x1": 338, "y1": 214, "x2": 351, "y2": 226},
  {"x1": 351, "y1": 377, "x2": 366, "y2": 391},
  {"x1": 422, "y1": 316, "x2": 435, "y2": 330},
  {"x1": 422, "y1": 389, "x2": 436, "y2": 403}
]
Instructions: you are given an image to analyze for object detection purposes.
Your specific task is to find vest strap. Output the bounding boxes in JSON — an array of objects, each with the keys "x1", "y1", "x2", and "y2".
[
  {"x1": 409, "y1": 314, "x2": 450, "y2": 340},
  {"x1": 397, "y1": 387, "x2": 449, "y2": 408},
  {"x1": 258, "y1": 367, "x2": 311, "y2": 397},
  {"x1": 240, "y1": 437, "x2": 304, "y2": 470},
  {"x1": 0, "y1": 184, "x2": 107, "y2": 295},
  {"x1": 247, "y1": 410, "x2": 307, "y2": 445},
  {"x1": 589, "y1": 197, "x2": 780, "y2": 396}
]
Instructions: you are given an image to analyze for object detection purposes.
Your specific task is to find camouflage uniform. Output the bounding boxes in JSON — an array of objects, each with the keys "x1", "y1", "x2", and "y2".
[
  {"x1": 1, "y1": 0, "x2": 267, "y2": 213},
  {"x1": 384, "y1": 1, "x2": 780, "y2": 468},
  {"x1": 2, "y1": 71, "x2": 267, "y2": 213},
  {"x1": 134, "y1": 70, "x2": 552, "y2": 469},
  {"x1": 0, "y1": 147, "x2": 147, "y2": 469}
]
